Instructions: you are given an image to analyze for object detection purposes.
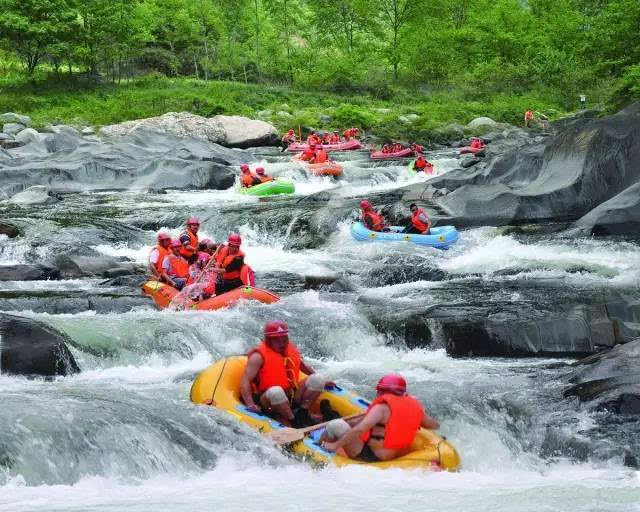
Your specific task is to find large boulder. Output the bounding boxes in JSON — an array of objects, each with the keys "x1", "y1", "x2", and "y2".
[
  {"x1": 0, "y1": 112, "x2": 31, "y2": 126},
  {"x1": 467, "y1": 116, "x2": 497, "y2": 129},
  {"x1": 13, "y1": 128, "x2": 42, "y2": 145},
  {"x1": 0, "y1": 129, "x2": 242, "y2": 196},
  {"x1": 2, "y1": 123, "x2": 25, "y2": 136},
  {"x1": 412, "y1": 102, "x2": 640, "y2": 228},
  {"x1": 54, "y1": 253, "x2": 141, "y2": 279},
  {"x1": 0, "y1": 220, "x2": 21, "y2": 238},
  {"x1": 99, "y1": 112, "x2": 279, "y2": 148},
  {"x1": 574, "y1": 182, "x2": 640, "y2": 235},
  {"x1": 0, "y1": 313, "x2": 80, "y2": 377},
  {"x1": 8, "y1": 185, "x2": 59, "y2": 206},
  {"x1": 564, "y1": 339, "x2": 640, "y2": 414},
  {"x1": 0, "y1": 264, "x2": 60, "y2": 281}
]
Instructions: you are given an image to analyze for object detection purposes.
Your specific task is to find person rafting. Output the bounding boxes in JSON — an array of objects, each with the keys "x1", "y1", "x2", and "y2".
[
  {"x1": 330, "y1": 131, "x2": 341, "y2": 144},
  {"x1": 320, "y1": 373, "x2": 439, "y2": 462},
  {"x1": 282, "y1": 129, "x2": 296, "y2": 145},
  {"x1": 322, "y1": 132, "x2": 331, "y2": 145},
  {"x1": 198, "y1": 238, "x2": 219, "y2": 256},
  {"x1": 149, "y1": 232, "x2": 171, "y2": 280},
  {"x1": 410, "y1": 143, "x2": 424, "y2": 154},
  {"x1": 470, "y1": 138, "x2": 485, "y2": 150},
  {"x1": 403, "y1": 203, "x2": 431, "y2": 234},
  {"x1": 307, "y1": 131, "x2": 321, "y2": 145},
  {"x1": 179, "y1": 217, "x2": 200, "y2": 263},
  {"x1": 240, "y1": 321, "x2": 333, "y2": 427},
  {"x1": 186, "y1": 252, "x2": 217, "y2": 299},
  {"x1": 381, "y1": 144, "x2": 392, "y2": 154},
  {"x1": 214, "y1": 233, "x2": 254, "y2": 295},
  {"x1": 343, "y1": 127, "x2": 360, "y2": 140},
  {"x1": 360, "y1": 200, "x2": 389, "y2": 232},
  {"x1": 161, "y1": 240, "x2": 190, "y2": 290},
  {"x1": 414, "y1": 156, "x2": 433, "y2": 174},
  {"x1": 299, "y1": 143, "x2": 316, "y2": 162},
  {"x1": 241, "y1": 165, "x2": 261, "y2": 188},
  {"x1": 310, "y1": 146, "x2": 328, "y2": 164},
  {"x1": 255, "y1": 167, "x2": 274, "y2": 183}
]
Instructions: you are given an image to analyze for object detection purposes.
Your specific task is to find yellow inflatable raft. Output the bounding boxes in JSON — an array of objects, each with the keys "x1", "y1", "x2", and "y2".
[{"x1": 190, "y1": 356, "x2": 461, "y2": 471}]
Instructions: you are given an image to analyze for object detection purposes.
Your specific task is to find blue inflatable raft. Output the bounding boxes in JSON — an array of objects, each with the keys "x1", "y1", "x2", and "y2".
[{"x1": 351, "y1": 222, "x2": 459, "y2": 249}]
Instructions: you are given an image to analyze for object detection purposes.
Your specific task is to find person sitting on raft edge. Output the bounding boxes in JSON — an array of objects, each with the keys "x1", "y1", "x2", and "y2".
[
  {"x1": 321, "y1": 373, "x2": 439, "y2": 462},
  {"x1": 360, "y1": 200, "x2": 390, "y2": 232},
  {"x1": 403, "y1": 203, "x2": 431, "y2": 235},
  {"x1": 240, "y1": 321, "x2": 335, "y2": 428},
  {"x1": 255, "y1": 167, "x2": 274, "y2": 184},
  {"x1": 214, "y1": 233, "x2": 254, "y2": 295},
  {"x1": 161, "y1": 239, "x2": 190, "y2": 290},
  {"x1": 149, "y1": 232, "x2": 171, "y2": 280},
  {"x1": 240, "y1": 164, "x2": 261, "y2": 188}
]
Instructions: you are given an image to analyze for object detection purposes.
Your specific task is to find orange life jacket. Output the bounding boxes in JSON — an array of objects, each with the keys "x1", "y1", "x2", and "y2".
[
  {"x1": 248, "y1": 340, "x2": 302, "y2": 394},
  {"x1": 165, "y1": 254, "x2": 189, "y2": 278},
  {"x1": 362, "y1": 209, "x2": 385, "y2": 232},
  {"x1": 330, "y1": 135, "x2": 340, "y2": 144},
  {"x1": 151, "y1": 245, "x2": 170, "y2": 273},
  {"x1": 216, "y1": 246, "x2": 247, "y2": 280},
  {"x1": 300, "y1": 149, "x2": 315, "y2": 161},
  {"x1": 415, "y1": 158, "x2": 426, "y2": 169},
  {"x1": 242, "y1": 174, "x2": 260, "y2": 187},
  {"x1": 411, "y1": 208, "x2": 429, "y2": 232},
  {"x1": 179, "y1": 230, "x2": 198, "y2": 259},
  {"x1": 361, "y1": 393, "x2": 424, "y2": 450},
  {"x1": 313, "y1": 150, "x2": 328, "y2": 164},
  {"x1": 525, "y1": 110, "x2": 533, "y2": 120}
]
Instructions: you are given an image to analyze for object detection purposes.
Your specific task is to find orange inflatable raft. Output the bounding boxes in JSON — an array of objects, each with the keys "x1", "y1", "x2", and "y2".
[
  {"x1": 141, "y1": 280, "x2": 280, "y2": 311},
  {"x1": 307, "y1": 161, "x2": 343, "y2": 177}
]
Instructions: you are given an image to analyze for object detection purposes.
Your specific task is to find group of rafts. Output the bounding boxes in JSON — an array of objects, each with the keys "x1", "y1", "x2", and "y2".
[{"x1": 142, "y1": 129, "x2": 469, "y2": 472}]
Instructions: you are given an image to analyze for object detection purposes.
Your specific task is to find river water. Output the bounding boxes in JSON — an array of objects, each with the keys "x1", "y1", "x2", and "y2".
[{"x1": 1, "y1": 149, "x2": 639, "y2": 511}]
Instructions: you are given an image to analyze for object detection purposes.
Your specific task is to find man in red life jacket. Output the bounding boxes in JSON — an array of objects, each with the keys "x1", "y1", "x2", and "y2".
[
  {"x1": 299, "y1": 143, "x2": 316, "y2": 162},
  {"x1": 255, "y1": 167, "x2": 274, "y2": 183},
  {"x1": 240, "y1": 321, "x2": 333, "y2": 426},
  {"x1": 149, "y1": 232, "x2": 171, "y2": 280},
  {"x1": 161, "y1": 240, "x2": 190, "y2": 290},
  {"x1": 470, "y1": 138, "x2": 485, "y2": 150},
  {"x1": 214, "y1": 233, "x2": 254, "y2": 295},
  {"x1": 524, "y1": 109, "x2": 533, "y2": 128},
  {"x1": 322, "y1": 132, "x2": 331, "y2": 144},
  {"x1": 403, "y1": 203, "x2": 431, "y2": 234},
  {"x1": 307, "y1": 131, "x2": 321, "y2": 145},
  {"x1": 311, "y1": 146, "x2": 328, "y2": 164},
  {"x1": 240, "y1": 164, "x2": 261, "y2": 188},
  {"x1": 330, "y1": 131, "x2": 341, "y2": 144},
  {"x1": 321, "y1": 373, "x2": 439, "y2": 462},
  {"x1": 382, "y1": 144, "x2": 391, "y2": 154},
  {"x1": 179, "y1": 217, "x2": 200, "y2": 263},
  {"x1": 360, "y1": 200, "x2": 389, "y2": 232},
  {"x1": 414, "y1": 156, "x2": 434, "y2": 174}
]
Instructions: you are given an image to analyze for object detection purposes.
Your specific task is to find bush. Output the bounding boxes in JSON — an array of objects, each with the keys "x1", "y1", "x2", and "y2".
[{"x1": 332, "y1": 103, "x2": 376, "y2": 129}]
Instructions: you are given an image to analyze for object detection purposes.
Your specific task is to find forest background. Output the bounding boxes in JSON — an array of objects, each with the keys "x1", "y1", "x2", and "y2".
[{"x1": 1, "y1": 0, "x2": 639, "y2": 140}]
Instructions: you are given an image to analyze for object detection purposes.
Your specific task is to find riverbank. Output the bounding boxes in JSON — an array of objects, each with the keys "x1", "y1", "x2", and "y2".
[{"x1": 0, "y1": 74, "x2": 565, "y2": 143}]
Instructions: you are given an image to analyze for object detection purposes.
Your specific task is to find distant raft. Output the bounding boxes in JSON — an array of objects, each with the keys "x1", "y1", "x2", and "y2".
[
  {"x1": 239, "y1": 179, "x2": 295, "y2": 196},
  {"x1": 351, "y1": 222, "x2": 459, "y2": 249},
  {"x1": 190, "y1": 356, "x2": 461, "y2": 471},
  {"x1": 141, "y1": 280, "x2": 280, "y2": 310},
  {"x1": 287, "y1": 140, "x2": 362, "y2": 152},
  {"x1": 370, "y1": 148, "x2": 415, "y2": 160},
  {"x1": 307, "y1": 161, "x2": 343, "y2": 177}
]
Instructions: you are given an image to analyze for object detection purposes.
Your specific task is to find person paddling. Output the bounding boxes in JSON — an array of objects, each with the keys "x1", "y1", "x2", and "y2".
[
  {"x1": 360, "y1": 200, "x2": 389, "y2": 232},
  {"x1": 299, "y1": 143, "x2": 316, "y2": 162},
  {"x1": 321, "y1": 374, "x2": 439, "y2": 462},
  {"x1": 214, "y1": 233, "x2": 254, "y2": 294},
  {"x1": 403, "y1": 203, "x2": 431, "y2": 234},
  {"x1": 255, "y1": 167, "x2": 274, "y2": 183},
  {"x1": 310, "y1": 146, "x2": 328, "y2": 164},
  {"x1": 161, "y1": 240, "x2": 190, "y2": 290},
  {"x1": 149, "y1": 232, "x2": 171, "y2": 280},
  {"x1": 241, "y1": 164, "x2": 261, "y2": 188},
  {"x1": 240, "y1": 321, "x2": 333, "y2": 427}
]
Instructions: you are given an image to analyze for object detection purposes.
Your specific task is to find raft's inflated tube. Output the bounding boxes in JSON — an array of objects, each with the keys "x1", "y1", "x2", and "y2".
[
  {"x1": 190, "y1": 356, "x2": 461, "y2": 471},
  {"x1": 239, "y1": 179, "x2": 295, "y2": 196},
  {"x1": 351, "y1": 222, "x2": 459, "y2": 249}
]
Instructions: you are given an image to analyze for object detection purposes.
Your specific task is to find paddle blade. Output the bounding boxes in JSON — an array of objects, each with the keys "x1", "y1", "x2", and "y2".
[{"x1": 265, "y1": 427, "x2": 305, "y2": 445}]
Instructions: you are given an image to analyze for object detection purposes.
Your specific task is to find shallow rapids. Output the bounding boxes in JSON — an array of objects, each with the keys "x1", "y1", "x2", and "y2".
[{"x1": 1, "y1": 149, "x2": 639, "y2": 511}]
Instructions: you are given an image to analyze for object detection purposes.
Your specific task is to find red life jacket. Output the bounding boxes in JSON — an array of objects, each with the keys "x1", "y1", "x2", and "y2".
[
  {"x1": 165, "y1": 254, "x2": 189, "y2": 278},
  {"x1": 330, "y1": 135, "x2": 340, "y2": 144},
  {"x1": 313, "y1": 150, "x2": 328, "y2": 163},
  {"x1": 248, "y1": 340, "x2": 302, "y2": 394},
  {"x1": 411, "y1": 208, "x2": 429, "y2": 232},
  {"x1": 300, "y1": 149, "x2": 315, "y2": 161},
  {"x1": 362, "y1": 209, "x2": 385, "y2": 232},
  {"x1": 151, "y1": 245, "x2": 170, "y2": 273},
  {"x1": 361, "y1": 393, "x2": 424, "y2": 450},
  {"x1": 179, "y1": 229, "x2": 198, "y2": 259},
  {"x1": 415, "y1": 158, "x2": 426, "y2": 169},
  {"x1": 525, "y1": 110, "x2": 533, "y2": 120},
  {"x1": 216, "y1": 246, "x2": 247, "y2": 280}
]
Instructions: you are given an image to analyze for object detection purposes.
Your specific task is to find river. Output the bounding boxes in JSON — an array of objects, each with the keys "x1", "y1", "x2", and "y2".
[{"x1": 1, "y1": 148, "x2": 639, "y2": 512}]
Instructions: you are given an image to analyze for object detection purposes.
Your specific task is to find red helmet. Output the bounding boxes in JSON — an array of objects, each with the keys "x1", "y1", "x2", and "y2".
[
  {"x1": 255, "y1": 167, "x2": 265, "y2": 175},
  {"x1": 264, "y1": 321, "x2": 289, "y2": 339},
  {"x1": 360, "y1": 200, "x2": 372, "y2": 209},
  {"x1": 157, "y1": 232, "x2": 171, "y2": 242},
  {"x1": 170, "y1": 239, "x2": 182, "y2": 248},
  {"x1": 240, "y1": 164, "x2": 250, "y2": 171},
  {"x1": 187, "y1": 216, "x2": 200, "y2": 226},
  {"x1": 376, "y1": 374, "x2": 407, "y2": 395},
  {"x1": 228, "y1": 233, "x2": 242, "y2": 246}
]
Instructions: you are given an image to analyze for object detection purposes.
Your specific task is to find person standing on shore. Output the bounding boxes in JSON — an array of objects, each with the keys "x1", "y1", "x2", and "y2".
[{"x1": 579, "y1": 94, "x2": 586, "y2": 110}]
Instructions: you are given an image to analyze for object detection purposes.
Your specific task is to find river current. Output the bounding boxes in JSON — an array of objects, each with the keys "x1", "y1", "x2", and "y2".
[{"x1": 1, "y1": 148, "x2": 639, "y2": 512}]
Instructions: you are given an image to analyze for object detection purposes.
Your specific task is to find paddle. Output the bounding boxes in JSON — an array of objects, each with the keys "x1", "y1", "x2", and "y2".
[
  {"x1": 266, "y1": 412, "x2": 365, "y2": 445},
  {"x1": 192, "y1": 244, "x2": 222, "y2": 285}
]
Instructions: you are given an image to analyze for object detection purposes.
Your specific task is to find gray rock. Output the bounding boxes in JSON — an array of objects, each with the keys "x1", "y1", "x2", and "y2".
[
  {"x1": 319, "y1": 115, "x2": 332, "y2": 123},
  {"x1": 14, "y1": 128, "x2": 42, "y2": 145},
  {"x1": 54, "y1": 253, "x2": 136, "y2": 279},
  {"x1": 460, "y1": 156, "x2": 481, "y2": 168},
  {"x1": 8, "y1": 185, "x2": 59, "y2": 205},
  {"x1": 398, "y1": 116, "x2": 411, "y2": 124},
  {"x1": 575, "y1": 182, "x2": 640, "y2": 236},
  {"x1": 406, "y1": 114, "x2": 420, "y2": 121},
  {"x1": 99, "y1": 112, "x2": 279, "y2": 148},
  {"x1": 49, "y1": 125, "x2": 81, "y2": 137},
  {"x1": 304, "y1": 273, "x2": 340, "y2": 289},
  {"x1": 0, "y1": 112, "x2": 31, "y2": 126},
  {"x1": 374, "y1": 108, "x2": 392, "y2": 114},
  {"x1": 467, "y1": 116, "x2": 497, "y2": 129},
  {"x1": 0, "y1": 264, "x2": 60, "y2": 281},
  {"x1": 256, "y1": 110, "x2": 272, "y2": 118},
  {"x1": 0, "y1": 220, "x2": 21, "y2": 238},
  {"x1": 0, "y1": 313, "x2": 80, "y2": 377},
  {"x1": 81, "y1": 127, "x2": 95, "y2": 135},
  {"x1": 3, "y1": 123, "x2": 25, "y2": 136},
  {"x1": 0, "y1": 133, "x2": 13, "y2": 141}
]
